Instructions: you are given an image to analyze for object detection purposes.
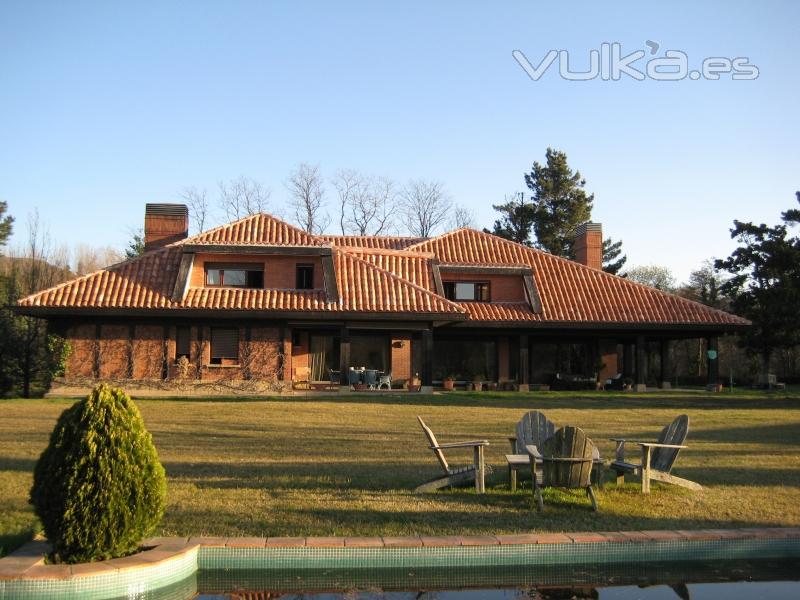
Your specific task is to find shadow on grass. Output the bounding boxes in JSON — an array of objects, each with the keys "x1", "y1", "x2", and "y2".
[{"x1": 0, "y1": 529, "x2": 35, "y2": 558}]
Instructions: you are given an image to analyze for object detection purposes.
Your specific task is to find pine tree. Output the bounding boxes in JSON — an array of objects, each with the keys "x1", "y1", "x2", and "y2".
[
  {"x1": 524, "y1": 148, "x2": 593, "y2": 257},
  {"x1": 489, "y1": 192, "x2": 536, "y2": 245},
  {"x1": 602, "y1": 238, "x2": 627, "y2": 275}
]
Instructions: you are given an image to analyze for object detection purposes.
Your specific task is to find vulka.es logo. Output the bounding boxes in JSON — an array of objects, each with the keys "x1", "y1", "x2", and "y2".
[{"x1": 513, "y1": 41, "x2": 759, "y2": 82}]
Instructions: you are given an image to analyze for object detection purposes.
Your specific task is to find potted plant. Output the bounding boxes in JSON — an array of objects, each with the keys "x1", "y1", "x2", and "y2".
[
  {"x1": 443, "y1": 375, "x2": 456, "y2": 391},
  {"x1": 472, "y1": 374, "x2": 485, "y2": 391},
  {"x1": 407, "y1": 373, "x2": 422, "y2": 392}
]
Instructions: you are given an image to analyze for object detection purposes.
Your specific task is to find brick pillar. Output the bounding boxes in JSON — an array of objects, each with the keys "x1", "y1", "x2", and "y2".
[{"x1": 390, "y1": 333, "x2": 412, "y2": 382}]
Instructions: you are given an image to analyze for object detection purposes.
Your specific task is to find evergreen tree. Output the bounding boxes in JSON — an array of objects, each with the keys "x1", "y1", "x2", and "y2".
[
  {"x1": 715, "y1": 192, "x2": 800, "y2": 374},
  {"x1": 489, "y1": 192, "x2": 535, "y2": 246},
  {"x1": 125, "y1": 230, "x2": 145, "y2": 259},
  {"x1": 524, "y1": 148, "x2": 593, "y2": 257},
  {"x1": 602, "y1": 238, "x2": 627, "y2": 275},
  {"x1": 0, "y1": 201, "x2": 13, "y2": 250}
]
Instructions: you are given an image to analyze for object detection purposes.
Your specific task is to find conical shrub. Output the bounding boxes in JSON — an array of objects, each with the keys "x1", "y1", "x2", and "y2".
[{"x1": 30, "y1": 383, "x2": 166, "y2": 563}]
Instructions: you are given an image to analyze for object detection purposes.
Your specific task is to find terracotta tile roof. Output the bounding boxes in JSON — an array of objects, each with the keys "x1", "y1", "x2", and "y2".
[
  {"x1": 189, "y1": 213, "x2": 324, "y2": 246},
  {"x1": 460, "y1": 302, "x2": 539, "y2": 322},
  {"x1": 320, "y1": 235, "x2": 424, "y2": 250},
  {"x1": 332, "y1": 249, "x2": 460, "y2": 314},
  {"x1": 18, "y1": 213, "x2": 748, "y2": 328},
  {"x1": 18, "y1": 247, "x2": 181, "y2": 309},
  {"x1": 344, "y1": 248, "x2": 437, "y2": 291},
  {"x1": 409, "y1": 228, "x2": 749, "y2": 326}
]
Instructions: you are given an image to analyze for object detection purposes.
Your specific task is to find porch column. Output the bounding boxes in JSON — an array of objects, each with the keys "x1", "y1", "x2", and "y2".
[
  {"x1": 339, "y1": 327, "x2": 351, "y2": 391},
  {"x1": 518, "y1": 334, "x2": 529, "y2": 392},
  {"x1": 622, "y1": 343, "x2": 634, "y2": 377},
  {"x1": 635, "y1": 334, "x2": 647, "y2": 392},
  {"x1": 707, "y1": 336, "x2": 719, "y2": 391},
  {"x1": 421, "y1": 329, "x2": 433, "y2": 393},
  {"x1": 660, "y1": 340, "x2": 672, "y2": 389}
]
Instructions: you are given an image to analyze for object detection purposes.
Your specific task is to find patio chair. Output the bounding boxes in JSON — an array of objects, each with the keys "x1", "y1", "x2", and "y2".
[
  {"x1": 529, "y1": 426, "x2": 598, "y2": 512},
  {"x1": 610, "y1": 414, "x2": 701, "y2": 493},
  {"x1": 506, "y1": 410, "x2": 556, "y2": 491},
  {"x1": 414, "y1": 416, "x2": 489, "y2": 493},
  {"x1": 364, "y1": 369, "x2": 378, "y2": 390},
  {"x1": 348, "y1": 368, "x2": 362, "y2": 386},
  {"x1": 506, "y1": 410, "x2": 602, "y2": 491},
  {"x1": 328, "y1": 368, "x2": 340, "y2": 386},
  {"x1": 378, "y1": 371, "x2": 392, "y2": 390}
]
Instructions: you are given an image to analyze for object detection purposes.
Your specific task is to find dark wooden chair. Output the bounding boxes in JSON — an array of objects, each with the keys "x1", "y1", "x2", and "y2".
[
  {"x1": 506, "y1": 410, "x2": 556, "y2": 491},
  {"x1": 414, "y1": 417, "x2": 489, "y2": 493},
  {"x1": 507, "y1": 411, "x2": 603, "y2": 492},
  {"x1": 610, "y1": 414, "x2": 701, "y2": 493},
  {"x1": 528, "y1": 426, "x2": 598, "y2": 512}
]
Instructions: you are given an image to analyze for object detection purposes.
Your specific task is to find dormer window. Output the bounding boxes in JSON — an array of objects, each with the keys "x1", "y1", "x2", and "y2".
[
  {"x1": 296, "y1": 264, "x2": 314, "y2": 290},
  {"x1": 443, "y1": 281, "x2": 490, "y2": 302},
  {"x1": 205, "y1": 263, "x2": 264, "y2": 289}
]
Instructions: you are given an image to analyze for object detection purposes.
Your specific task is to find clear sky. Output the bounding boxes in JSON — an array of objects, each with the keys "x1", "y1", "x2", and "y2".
[{"x1": 1, "y1": 1, "x2": 798, "y2": 281}]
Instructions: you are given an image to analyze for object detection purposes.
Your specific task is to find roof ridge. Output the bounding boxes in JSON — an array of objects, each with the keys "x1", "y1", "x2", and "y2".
[
  {"x1": 340, "y1": 247, "x2": 435, "y2": 259},
  {"x1": 334, "y1": 248, "x2": 466, "y2": 314},
  {"x1": 184, "y1": 212, "x2": 324, "y2": 246}
]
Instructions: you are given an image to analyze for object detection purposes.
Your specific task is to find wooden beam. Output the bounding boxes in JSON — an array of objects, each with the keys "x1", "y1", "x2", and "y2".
[
  {"x1": 321, "y1": 254, "x2": 339, "y2": 303},
  {"x1": 518, "y1": 334, "x2": 529, "y2": 387},
  {"x1": 522, "y1": 273, "x2": 543, "y2": 314},
  {"x1": 438, "y1": 264, "x2": 533, "y2": 275},
  {"x1": 431, "y1": 259, "x2": 445, "y2": 296},
  {"x1": 171, "y1": 252, "x2": 194, "y2": 302}
]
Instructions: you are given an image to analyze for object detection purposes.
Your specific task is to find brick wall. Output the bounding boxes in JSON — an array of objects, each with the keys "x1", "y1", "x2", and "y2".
[
  {"x1": 390, "y1": 334, "x2": 412, "y2": 382},
  {"x1": 190, "y1": 253, "x2": 323, "y2": 289},
  {"x1": 439, "y1": 272, "x2": 526, "y2": 302},
  {"x1": 132, "y1": 325, "x2": 164, "y2": 379},
  {"x1": 65, "y1": 324, "x2": 96, "y2": 378},
  {"x1": 599, "y1": 339, "x2": 619, "y2": 381},
  {"x1": 98, "y1": 325, "x2": 129, "y2": 379}
]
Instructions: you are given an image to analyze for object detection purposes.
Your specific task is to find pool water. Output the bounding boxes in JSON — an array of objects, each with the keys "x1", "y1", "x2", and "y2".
[{"x1": 190, "y1": 559, "x2": 800, "y2": 600}]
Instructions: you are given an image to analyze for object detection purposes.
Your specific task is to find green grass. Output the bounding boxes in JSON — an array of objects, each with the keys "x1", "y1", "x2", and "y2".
[{"x1": 2, "y1": 390, "x2": 800, "y2": 556}]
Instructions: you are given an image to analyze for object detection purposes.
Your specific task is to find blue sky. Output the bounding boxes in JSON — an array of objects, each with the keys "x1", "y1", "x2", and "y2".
[{"x1": 1, "y1": 1, "x2": 798, "y2": 281}]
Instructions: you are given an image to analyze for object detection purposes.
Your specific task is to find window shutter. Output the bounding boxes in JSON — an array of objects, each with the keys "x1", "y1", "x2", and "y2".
[
  {"x1": 211, "y1": 328, "x2": 239, "y2": 360},
  {"x1": 176, "y1": 326, "x2": 190, "y2": 356}
]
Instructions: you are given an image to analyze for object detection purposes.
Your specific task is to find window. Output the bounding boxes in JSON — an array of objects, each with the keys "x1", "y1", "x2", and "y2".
[
  {"x1": 210, "y1": 328, "x2": 239, "y2": 364},
  {"x1": 443, "y1": 281, "x2": 490, "y2": 302},
  {"x1": 176, "y1": 326, "x2": 190, "y2": 360},
  {"x1": 205, "y1": 264, "x2": 264, "y2": 288},
  {"x1": 296, "y1": 264, "x2": 314, "y2": 289}
]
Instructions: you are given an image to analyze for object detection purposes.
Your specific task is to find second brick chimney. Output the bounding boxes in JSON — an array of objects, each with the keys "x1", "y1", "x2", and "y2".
[
  {"x1": 144, "y1": 204, "x2": 189, "y2": 251},
  {"x1": 574, "y1": 222, "x2": 602, "y2": 270}
]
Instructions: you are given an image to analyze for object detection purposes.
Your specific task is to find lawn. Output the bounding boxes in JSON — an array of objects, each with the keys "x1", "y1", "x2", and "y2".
[{"x1": 2, "y1": 390, "x2": 800, "y2": 556}]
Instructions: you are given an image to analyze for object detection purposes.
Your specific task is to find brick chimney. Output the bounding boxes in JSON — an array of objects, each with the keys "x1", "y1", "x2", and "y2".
[
  {"x1": 574, "y1": 222, "x2": 602, "y2": 270},
  {"x1": 144, "y1": 204, "x2": 189, "y2": 251}
]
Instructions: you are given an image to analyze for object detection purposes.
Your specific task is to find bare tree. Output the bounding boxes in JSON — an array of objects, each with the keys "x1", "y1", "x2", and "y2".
[
  {"x1": 332, "y1": 169, "x2": 362, "y2": 235},
  {"x1": 401, "y1": 179, "x2": 452, "y2": 238},
  {"x1": 351, "y1": 176, "x2": 396, "y2": 236},
  {"x1": 73, "y1": 244, "x2": 124, "y2": 275},
  {"x1": 218, "y1": 176, "x2": 271, "y2": 221},
  {"x1": 286, "y1": 162, "x2": 329, "y2": 234},
  {"x1": 180, "y1": 186, "x2": 212, "y2": 233},
  {"x1": 449, "y1": 205, "x2": 476, "y2": 230}
]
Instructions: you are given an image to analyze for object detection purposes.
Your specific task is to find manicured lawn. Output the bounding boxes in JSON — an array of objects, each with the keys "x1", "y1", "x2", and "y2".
[{"x1": 2, "y1": 390, "x2": 800, "y2": 556}]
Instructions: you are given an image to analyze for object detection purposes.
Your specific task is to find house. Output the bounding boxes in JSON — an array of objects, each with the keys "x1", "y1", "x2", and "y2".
[{"x1": 17, "y1": 204, "x2": 748, "y2": 392}]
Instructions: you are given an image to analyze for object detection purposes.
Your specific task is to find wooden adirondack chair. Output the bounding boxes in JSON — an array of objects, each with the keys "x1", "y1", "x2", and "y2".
[
  {"x1": 506, "y1": 411, "x2": 603, "y2": 491},
  {"x1": 610, "y1": 414, "x2": 701, "y2": 493},
  {"x1": 414, "y1": 417, "x2": 489, "y2": 493},
  {"x1": 528, "y1": 426, "x2": 598, "y2": 511},
  {"x1": 505, "y1": 410, "x2": 556, "y2": 491}
]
